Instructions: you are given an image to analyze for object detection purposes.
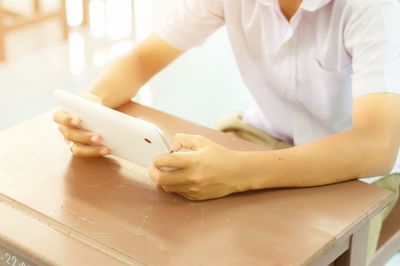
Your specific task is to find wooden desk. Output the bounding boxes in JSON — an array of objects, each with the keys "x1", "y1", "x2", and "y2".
[{"x1": 0, "y1": 102, "x2": 394, "y2": 266}]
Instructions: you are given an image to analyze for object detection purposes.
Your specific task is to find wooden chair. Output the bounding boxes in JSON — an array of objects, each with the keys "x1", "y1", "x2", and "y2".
[
  {"x1": 370, "y1": 197, "x2": 400, "y2": 265},
  {"x1": 0, "y1": 0, "x2": 68, "y2": 61},
  {"x1": 82, "y1": 0, "x2": 90, "y2": 26}
]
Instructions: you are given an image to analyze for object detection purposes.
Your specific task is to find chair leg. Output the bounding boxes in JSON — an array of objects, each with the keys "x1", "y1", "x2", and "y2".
[
  {"x1": 82, "y1": 0, "x2": 90, "y2": 26},
  {"x1": 60, "y1": 0, "x2": 68, "y2": 40},
  {"x1": 33, "y1": 0, "x2": 41, "y2": 14}
]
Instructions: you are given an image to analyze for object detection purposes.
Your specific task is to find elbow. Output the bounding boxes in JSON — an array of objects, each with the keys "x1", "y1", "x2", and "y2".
[
  {"x1": 379, "y1": 158, "x2": 397, "y2": 176},
  {"x1": 365, "y1": 143, "x2": 398, "y2": 177},
  {"x1": 373, "y1": 159, "x2": 395, "y2": 177}
]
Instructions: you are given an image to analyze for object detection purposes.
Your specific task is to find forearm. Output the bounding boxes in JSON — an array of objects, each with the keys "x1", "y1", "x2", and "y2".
[
  {"x1": 88, "y1": 51, "x2": 149, "y2": 108},
  {"x1": 87, "y1": 33, "x2": 182, "y2": 108},
  {"x1": 240, "y1": 128, "x2": 398, "y2": 189}
]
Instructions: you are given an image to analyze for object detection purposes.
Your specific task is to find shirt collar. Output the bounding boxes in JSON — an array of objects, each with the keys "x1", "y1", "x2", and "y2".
[
  {"x1": 257, "y1": 0, "x2": 333, "y2": 12},
  {"x1": 300, "y1": 0, "x2": 333, "y2": 12},
  {"x1": 257, "y1": 0, "x2": 278, "y2": 7}
]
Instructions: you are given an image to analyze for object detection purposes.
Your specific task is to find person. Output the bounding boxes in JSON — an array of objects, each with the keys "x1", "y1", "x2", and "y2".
[{"x1": 53, "y1": 0, "x2": 400, "y2": 261}]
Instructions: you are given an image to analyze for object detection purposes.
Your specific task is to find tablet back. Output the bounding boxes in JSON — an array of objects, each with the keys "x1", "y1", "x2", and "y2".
[{"x1": 54, "y1": 90, "x2": 171, "y2": 167}]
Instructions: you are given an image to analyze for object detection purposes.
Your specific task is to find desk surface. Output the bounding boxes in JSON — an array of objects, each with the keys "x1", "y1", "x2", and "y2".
[{"x1": 0, "y1": 102, "x2": 394, "y2": 266}]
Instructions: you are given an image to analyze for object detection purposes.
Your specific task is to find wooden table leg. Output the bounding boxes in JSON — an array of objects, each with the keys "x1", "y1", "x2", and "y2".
[
  {"x1": 311, "y1": 239, "x2": 349, "y2": 266},
  {"x1": 336, "y1": 222, "x2": 370, "y2": 266},
  {"x1": 0, "y1": 6, "x2": 5, "y2": 61},
  {"x1": 33, "y1": 0, "x2": 41, "y2": 14},
  {"x1": 60, "y1": 0, "x2": 68, "y2": 40},
  {"x1": 82, "y1": 0, "x2": 90, "y2": 26}
]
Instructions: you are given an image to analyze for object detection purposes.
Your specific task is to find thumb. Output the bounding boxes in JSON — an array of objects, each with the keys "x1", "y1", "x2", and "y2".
[{"x1": 172, "y1": 134, "x2": 208, "y2": 151}]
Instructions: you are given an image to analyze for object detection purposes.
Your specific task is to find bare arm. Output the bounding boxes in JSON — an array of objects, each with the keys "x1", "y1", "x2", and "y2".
[
  {"x1": 151, "y1": 93, "x2": 400, "y2": 200},
  {"x1": 242, "y1": 93, "x2": 400, "y2": 189},
  {"x1": 88, "y1": 33, "x2": 183, "y2": 108},
  {"x1": 53, "y1": 33, "x2": 183, "y2": 157}
]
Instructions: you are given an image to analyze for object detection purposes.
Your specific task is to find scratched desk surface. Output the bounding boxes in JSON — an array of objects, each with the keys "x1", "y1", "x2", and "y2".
[{"x1": 0, "y1": 102, "x2": 394, "y2": 266}]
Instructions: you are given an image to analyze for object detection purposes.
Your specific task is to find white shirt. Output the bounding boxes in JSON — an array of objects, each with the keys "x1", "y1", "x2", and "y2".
[{"x1": 155, "y1": 0, "x2": 400, "y2": 183}]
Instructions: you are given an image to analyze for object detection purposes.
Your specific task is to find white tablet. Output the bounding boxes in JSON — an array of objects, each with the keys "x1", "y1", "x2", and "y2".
[{"x1": 54, "y1": 89, "x2": 171, "y2": 167}]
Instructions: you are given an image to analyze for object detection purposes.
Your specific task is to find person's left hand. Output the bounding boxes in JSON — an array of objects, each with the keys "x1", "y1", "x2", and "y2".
[{"x1": 149, "y1": 134, "x2": 250, "y2": 200}]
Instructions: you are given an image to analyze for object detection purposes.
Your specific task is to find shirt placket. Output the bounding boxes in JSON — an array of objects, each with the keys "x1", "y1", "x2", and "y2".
[
  {"x1": 277, "y1": 13, "x2": 302, "y2": 102},
  {"x1": 281, "y1": 38, "x2": 296, "y2": 101},
  {"x1": 276, "y1": 9, "x2": 316, "y2": 144}
]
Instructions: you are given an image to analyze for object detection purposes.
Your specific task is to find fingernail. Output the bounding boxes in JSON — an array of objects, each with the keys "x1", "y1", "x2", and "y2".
[
  {"x1": 71, "y1": 118, "x2": 80, "y2": 126},
  {"x1": 149, "y1": 166, "x2": 159, "y2": 182},
  {"x1": 100, "y1": 148, "x2": 109, "y2": 155},
  {"x1": 91, "y1": 135, "x2": 100, "y2": 143},
  {"x1": 172, "y1": 144, "x2": 179, "y2": 151}
]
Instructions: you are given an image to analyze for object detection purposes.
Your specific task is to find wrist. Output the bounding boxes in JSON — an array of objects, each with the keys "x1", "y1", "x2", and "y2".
[
  {"x1": 238, "y1": 151, "x2": 276, "y2": 191},
  {"x1": 231, "y1": 151, "x2": 268, "y2": 192}
]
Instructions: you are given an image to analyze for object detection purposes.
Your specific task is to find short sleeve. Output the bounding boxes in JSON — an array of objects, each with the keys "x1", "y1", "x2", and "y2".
[
  {"x1": 155, "y1": 0, "x2": 225, "y2": 51},
  {"x1": 344, "y1": 0, "x2": 400, "y2": 98}
]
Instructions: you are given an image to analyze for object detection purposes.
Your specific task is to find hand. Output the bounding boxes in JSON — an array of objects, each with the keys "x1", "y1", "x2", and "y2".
[
  {"x1": 149, "y1": 134, "x2": 249, "y2": 201},
  {"x1": 53, "y1": 92, "x2": 110, "y2": 157}
]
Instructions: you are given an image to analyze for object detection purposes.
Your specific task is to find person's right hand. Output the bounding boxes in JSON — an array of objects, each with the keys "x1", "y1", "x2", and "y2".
[{"x1": 53, "y1": 93, "x2": 111, "y2": 157}]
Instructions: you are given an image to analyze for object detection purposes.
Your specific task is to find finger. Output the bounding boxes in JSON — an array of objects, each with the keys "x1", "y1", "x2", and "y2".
[
  {"x1": 153, "y1": 152, "x2": 192, "y2": 169},
  {"x1": 148, "y1": 165, "x2": 189, "y2": 186},
  {"x1": 71, "y1": 143, "x2": 110, "y2": 157},
  {"x1": 59, "y1": 125, "x2": 102, "y2": 145},
  {"x1": 162, "y1": 185, "x2": 192, "y2": 194},
  {"x1": 162, "y1": 186, "x2": 203, "y2": 201},
  {"x1": 53, "y1": 109, "x2": 80, "y2": 128},
  {"x1": 172, "y1": 134, "x2": 208, "y2": 151}
]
